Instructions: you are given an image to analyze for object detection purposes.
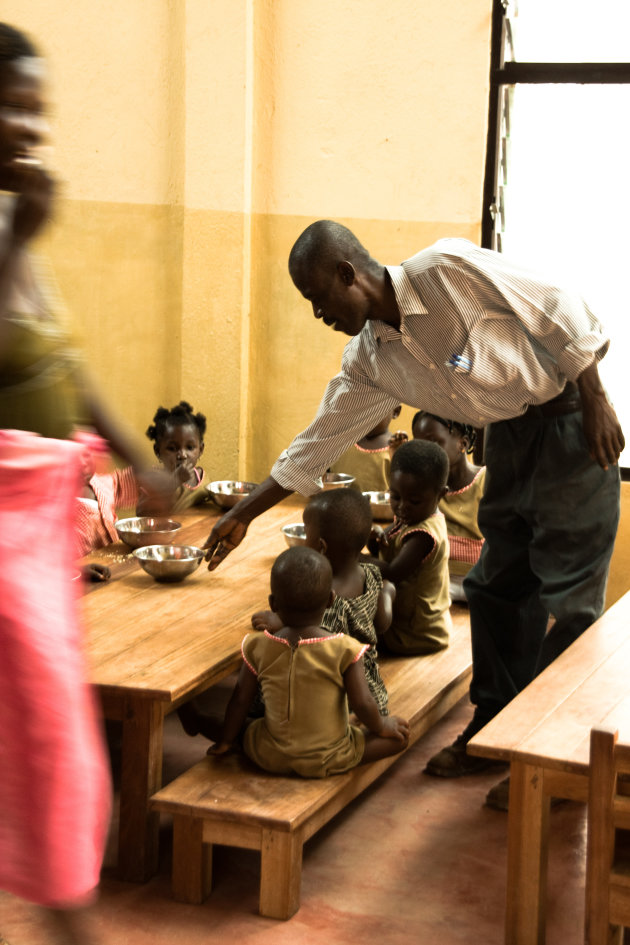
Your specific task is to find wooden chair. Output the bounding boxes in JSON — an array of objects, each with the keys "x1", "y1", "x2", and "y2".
[{"x1": 585, "y1": 726, "x2": 630, "y2": 944}]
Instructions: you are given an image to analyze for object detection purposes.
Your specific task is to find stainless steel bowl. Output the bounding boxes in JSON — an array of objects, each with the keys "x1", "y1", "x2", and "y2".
[
  {"x1": 132, "y1": 544, "x2": 205, "y2": 582},
  {"x1": 282, "y1": 523, "x2": 307, "y2": 547},
  {"x1": 207, "y1": 480, "x2": 258, "y2": 509},
  {"x1": 363, "y1": 491, "x2": 394, "y2": 521},
  {"x1": 321, "y1": 472, "x2": 356, "y2": 490},
  {"x1": 114, "y1": 517, "x2": 182, "y2": 548}
]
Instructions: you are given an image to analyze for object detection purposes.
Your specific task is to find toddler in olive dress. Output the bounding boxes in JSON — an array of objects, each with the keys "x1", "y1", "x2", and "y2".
[{"x1": 210, "y1": 547, "x2": 408, "y2": 777}]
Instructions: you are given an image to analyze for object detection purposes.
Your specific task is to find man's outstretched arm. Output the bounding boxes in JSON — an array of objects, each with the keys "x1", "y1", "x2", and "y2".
[{"x1": 203, "y1": 475, "x2": 292, "y2": 569}]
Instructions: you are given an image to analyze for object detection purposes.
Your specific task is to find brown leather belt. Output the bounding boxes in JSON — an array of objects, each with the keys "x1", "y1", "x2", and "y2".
[{"x1": 522, "y1": 382, "x2": 581, "y2": 418}]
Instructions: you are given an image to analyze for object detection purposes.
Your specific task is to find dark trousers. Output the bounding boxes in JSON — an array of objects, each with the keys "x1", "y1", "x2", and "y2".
[{"x1": 462, "y1": 406, "x2": 620, "y2": 738}]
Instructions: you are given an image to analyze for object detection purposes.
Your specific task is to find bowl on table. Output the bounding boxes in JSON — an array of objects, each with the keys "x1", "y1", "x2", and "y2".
[
  {"x1": 207, "y1": 480, "x2": 258, "y2": 509},
  {"x1": 282, "y1": 523, "x2": 307, "y2": 548},
  {"x1": 321, "y1": 472, "x2": 356, "y2": 490},
  {"x1": 114, "y1": 517, "x2": 182, "y2": 549},
  {"x1": 363, "y1": 491, "x2": 394, "y2": 522},
  {"x1": 132, "y1": 544, "x2": 205, "y2": 583}
]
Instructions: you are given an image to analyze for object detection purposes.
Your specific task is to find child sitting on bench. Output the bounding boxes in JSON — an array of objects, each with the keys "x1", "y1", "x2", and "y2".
[
  {"x1": 253, "y1": 488, "x2": 395, "y2": 714},
  {"x1": 369, "y1": 439, "x2": 451, "y2": 655},
  {"x1": 210, "y1": 546, "x2": 409, "y2": 777}
]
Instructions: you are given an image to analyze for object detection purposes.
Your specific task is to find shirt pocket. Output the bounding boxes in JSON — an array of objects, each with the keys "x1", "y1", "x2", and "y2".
[{"x1": 458, "y1": 314, "x2": 526, "y2": 390}]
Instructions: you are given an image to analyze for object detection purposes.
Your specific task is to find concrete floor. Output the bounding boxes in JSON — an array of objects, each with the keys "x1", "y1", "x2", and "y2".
[{"x1": 0, "y1": 696, "x2": 595, "y2": 945}]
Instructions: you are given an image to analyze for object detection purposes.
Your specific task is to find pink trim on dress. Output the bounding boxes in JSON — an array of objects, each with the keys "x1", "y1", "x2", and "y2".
[
  {"x1": 446, "y1": 466, "x2": 485, "y2": 497},
  {"x1": 353, "y1": 443, "x2": 389, "y2": 455}
]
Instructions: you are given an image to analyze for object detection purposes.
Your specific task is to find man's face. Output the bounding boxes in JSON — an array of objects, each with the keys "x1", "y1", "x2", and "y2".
[{"x1": 293, "y1": 261, "x2": 370, "y2": 337}]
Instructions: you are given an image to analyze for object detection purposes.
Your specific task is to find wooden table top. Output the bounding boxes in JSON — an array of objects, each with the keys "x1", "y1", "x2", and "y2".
[
  {"x1": 82, "y1": 495, "x2": 307, "y2": 705},
  {"x1": 468, "y1": 590, "x2": 630, "y2": 775}
]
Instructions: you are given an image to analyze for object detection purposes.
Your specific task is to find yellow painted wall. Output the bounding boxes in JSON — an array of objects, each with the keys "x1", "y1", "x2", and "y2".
[
  {"x1": 606, "y1": 481, "x2": 630, "y2": 608},
  {"x1": 4, "y1": 0, "x2": 492, "y2": 476}
]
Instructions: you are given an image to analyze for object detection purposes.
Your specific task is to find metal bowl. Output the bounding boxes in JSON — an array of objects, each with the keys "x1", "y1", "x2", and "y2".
[
  {"x1": 132, "y1": 544, "x2": 205, "y2": 582},
  {"x1": 321, "y1": 472, "x2": 356, "y2": 490},
  {"x1": 115, "y1": 517, "x2": 182, "y2": 549},
  {"x1": 207, "y1": 480, "x2": 258, "y2": 509},
  {"x1": 363, "y1": 491, "x2": 394, "y2": 521},
  {"x1": 282, "y1": 523, "x2": 307, "y2": 547}
]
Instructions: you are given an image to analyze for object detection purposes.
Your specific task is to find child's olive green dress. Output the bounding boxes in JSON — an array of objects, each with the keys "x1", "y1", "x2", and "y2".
[
  {"x1": 242, "y1": 630, "x2": 367, "y2": 778},
  {"x1": 380, "y1": 511, "x2": 451, "y2": 654}
]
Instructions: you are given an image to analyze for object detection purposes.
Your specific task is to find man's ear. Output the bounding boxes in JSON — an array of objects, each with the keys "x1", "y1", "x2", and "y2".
[
  {"x1": 337, "y1": 260, "x2": 356, "y2": 286},
  {"x1": 319, "y1": 536, "x2": 328, "y2": 555},
  {"x1": 439, "y1": 486, "x2": 449, "y2": 501},
  {"x1": 327, "y1": 589, "x2": 337, "y2": 607},
  {"x1": 268, "y1": 593, "x2": 277, "y2": 613}
]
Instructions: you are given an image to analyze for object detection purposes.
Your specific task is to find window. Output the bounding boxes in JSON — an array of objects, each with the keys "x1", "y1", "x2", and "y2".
[{"x1": 483, "y1": 0, "x2": 630, "y2": 470}]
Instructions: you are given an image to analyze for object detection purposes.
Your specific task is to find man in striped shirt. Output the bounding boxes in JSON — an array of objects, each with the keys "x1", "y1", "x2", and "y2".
[{"x1": 205, "y1": 220, "x2": 623, "y2": 796}]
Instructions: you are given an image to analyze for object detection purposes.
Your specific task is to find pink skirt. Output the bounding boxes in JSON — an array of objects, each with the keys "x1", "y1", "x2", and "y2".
[{"x1": 0, "y1": 430, "x2": 111, "y2": 906}]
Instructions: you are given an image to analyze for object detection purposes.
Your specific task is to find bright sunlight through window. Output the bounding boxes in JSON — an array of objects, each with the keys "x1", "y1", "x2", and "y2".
[{"x1": 498, "y1": 1, "x2": 630, "y2": 466}]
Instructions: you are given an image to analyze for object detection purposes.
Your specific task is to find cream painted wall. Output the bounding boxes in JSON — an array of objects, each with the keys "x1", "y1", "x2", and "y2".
[{"x1": 3, "y1": 2, "x2": 492, "y2": 481}]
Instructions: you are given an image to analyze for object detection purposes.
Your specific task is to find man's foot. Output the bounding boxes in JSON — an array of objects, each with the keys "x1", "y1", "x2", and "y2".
[
  {"x1": 424, "y1": 733, "x2": 509, "y2": 778},
  {"x1": 484, "y1": 775, "x2": 511, "y2": 810},
  {"x1": 484, "y1": 776, "x2": 565, "y2": 812}
]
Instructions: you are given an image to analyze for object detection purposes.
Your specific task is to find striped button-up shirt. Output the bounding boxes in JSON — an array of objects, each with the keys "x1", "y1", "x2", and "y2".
[{"x1": 271, "y1": 238, "x2": 609, "y2": 496}]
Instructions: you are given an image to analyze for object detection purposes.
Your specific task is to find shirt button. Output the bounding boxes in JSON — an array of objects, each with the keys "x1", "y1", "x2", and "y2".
[
  {"x1": 429, "y1": 363, "x2": 436, "y2": 370},
  {"x1": 479, "y1": 416, "x2": 485, "y2": 423},
  {"x1": 450, "y1": 393, "x2": 456, "y2": 399}
]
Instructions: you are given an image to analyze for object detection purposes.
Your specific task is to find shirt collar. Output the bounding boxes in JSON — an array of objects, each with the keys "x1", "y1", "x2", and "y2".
[
  {"x1": 386, "y1": 265, "x2": 428, "y2": 318},
  {"x1": 370, "y1": 266, "x2": 428, "y2": 344}
]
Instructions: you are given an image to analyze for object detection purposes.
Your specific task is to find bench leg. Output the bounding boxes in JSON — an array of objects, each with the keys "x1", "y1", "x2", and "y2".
[
  {"x1": 172, "y1": 816, "x2": 213, "y2": 904},
  {"x1": 259, "y1": 828, "x2": 302, "y2": 920}
]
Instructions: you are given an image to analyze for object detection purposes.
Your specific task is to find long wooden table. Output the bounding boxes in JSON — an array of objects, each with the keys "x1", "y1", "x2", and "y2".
[
  {"x1": 82, "y1": 495, "x2": 306, "y2": 882},
  {"x1": 467, "y1": 590, "x2": 630, "y2": 945}
]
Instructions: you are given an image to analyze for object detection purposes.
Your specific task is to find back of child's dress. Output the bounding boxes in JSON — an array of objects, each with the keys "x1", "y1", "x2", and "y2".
[{"x1": 242, "y1": 630, "x2": 367, "y2": 777}]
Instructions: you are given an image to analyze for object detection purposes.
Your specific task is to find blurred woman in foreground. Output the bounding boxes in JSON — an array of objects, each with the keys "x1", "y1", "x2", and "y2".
[{"x1": 0, "y1": 22, "x2": 164, "y2": 945}]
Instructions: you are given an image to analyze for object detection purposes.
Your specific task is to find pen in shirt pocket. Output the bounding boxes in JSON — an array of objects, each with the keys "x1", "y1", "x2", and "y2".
[{"x1": 445, "y1": 354, "x2": 472, "y2": 372}]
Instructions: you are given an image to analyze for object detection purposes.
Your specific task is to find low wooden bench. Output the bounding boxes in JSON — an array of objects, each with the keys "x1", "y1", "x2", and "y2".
[{"x1": 150, "y1": 603, "x2": 471, "y2": 919}]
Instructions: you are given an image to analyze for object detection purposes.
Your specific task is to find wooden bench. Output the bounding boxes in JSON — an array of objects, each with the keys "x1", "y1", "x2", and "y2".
[{"x1": 150, "y1": 603, "x2": 471, "y2": 919}]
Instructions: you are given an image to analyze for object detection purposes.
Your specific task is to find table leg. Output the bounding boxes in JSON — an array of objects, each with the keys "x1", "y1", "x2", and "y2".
[
  {"x1": 118, "y1": 698, "x2": 164, "y2": 882},
  {"x1": 505, "y1": 760, "x2": 550, "y2": 945}
]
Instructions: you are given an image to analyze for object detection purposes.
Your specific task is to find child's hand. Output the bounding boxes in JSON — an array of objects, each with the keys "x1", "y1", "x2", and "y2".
[
  {"x1": 368, "y1": 524, "x2": 388, "y2": 556},
  {"x1": 174, "y1": 460, "x2": 195, "y2": 485},
  {"x1": 379, "y1": 715, "x2": 409, "y2": 744},
  {"x1": 207, "y1": 741, "x2": 232, "y2": 756},
  {"x1": 251, "y1": 610, "x2": 282, "y2": 632},
  {"x1": 388, "y1": 430, "x2": 408, "y2": 459},
  {"x1": 82, "y1": 563, "x2": 111, "y2": 583}
]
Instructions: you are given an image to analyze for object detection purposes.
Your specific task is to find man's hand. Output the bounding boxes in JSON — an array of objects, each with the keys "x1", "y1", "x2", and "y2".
[
  {"x1": 203, "y1": 511, "x2": 250, "y2": 570},
  {"x1": 202, "y1": 476, "x2": 293, "y2": 570},
  {"x1": 578, "y1": 363, "x2": 625, "y2": 469}
]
